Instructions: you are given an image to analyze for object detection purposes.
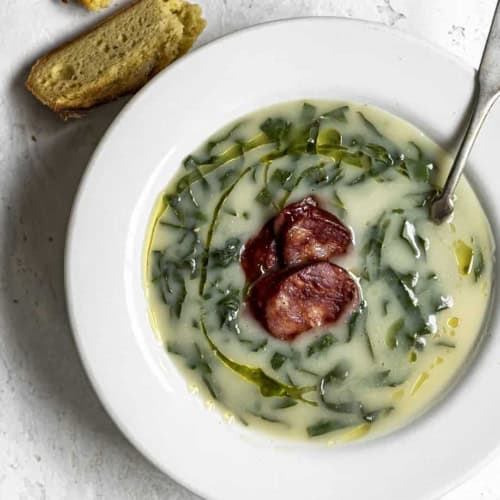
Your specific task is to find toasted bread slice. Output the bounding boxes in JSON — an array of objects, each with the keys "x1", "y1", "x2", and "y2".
[
  {"x1": 80, "y1": 0, "x2": 111, "y2": 11},
  {"x1": 26, "y1": 0, "x2": 205, "y2": 116}
]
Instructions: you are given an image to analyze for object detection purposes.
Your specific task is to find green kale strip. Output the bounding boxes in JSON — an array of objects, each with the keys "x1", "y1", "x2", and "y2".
[
  {"x1": 278, "y1": 162, "x2": 329, "y2": 207},
  {"x1": 271, "y1": 352, "x2": 287, "y2": 370},
  {"x1": 218, "y1": 168, "x2": 240, "y2": 190},
  {"x1": 474, "y1": 243, "x2": 484, "y2": 281},
  {"x1": 386, "y1": 318, "x2": 405, "y2": 349},
  {"x1": 163, "y1": 190, "x2": 207, "y2": 227},
  {"x1": 174, "y1": 132, "x2": 274, "y2": 197},
  {"x1": 176, "y1": 144, "x2": 244, "y2": 194},
  {"x1": 152, "y1": 253, "x2": 186, "y2": 319},
  {"x1": 260, "y1": 117, "x2": 291, "y2": 148},
  {"x1": 363, "y1": 369, "x2": 406, "y2": 388},
  {"x1": 216, "y1": 287, "x2": 241, "y2": 335},
  {"x1": 408, "y1": 141, "x2": 423, "y2": 160},
  {"x1": 248, "y1": 410, "x2": 286, "y2": 425},
  {"x1": 301, "y1": 102, "x2": 317, "y2": 123},
  {"x1": 317, "y1": 361, "x2": 395, "y2": 427},
  {"x1": 306, "y1": 119, "x2": 321, "y2": 154},
  {"x1": 205, "y1": 122, "x2": 242, "y2": 154},
  {"x1": 199, "y1": 319, "x2": 317, "y2": 404},
  {"x1": 199, "y1": 166, "x2": 252, "y2": 295},
  {"x1": 346, "y1": 298, "x2": 375, "y2": 359},
  {"x1": 273, "y1": 398, "x2": 298, "y2": 410},
  {"x1": 306, "y1": 333, "x2": 337, "y2": 357},
  {"x1": 152, "y1": 189, "x2": 211, "y2": 319},
  {"x1": 320, "y1": 105, "x2": 349, "y2": 122},
  {"x1": 435, "y1": 339, "x2": 456, "y2": 348},
  {"x1": 358, "y1": 111, "x2": 384, "y2": 138},
  {"x1": 404, "y1": 158, "x2": 433, "y2": 182},
  {"x1": 167, "y1": 342, "x2": 220, "y2": 400},
  {"x1": 210, "y1": 238, "x2": 242, "y2": 268},
  {"x1": 191, "y1": 344, "x2": 221, "y2": 399},
  {"x1": 306, "y1": 419, "x2": 354, "y2": 437},
  {"x1": 254, "y1": 165, "x2": 295, "y2": 208},
  {"x1": 381, "y1": 267, "x2": 431, "y2": 350},
  {"x1": 362, "y1": 214, "x2": 390, "y2": 280}
]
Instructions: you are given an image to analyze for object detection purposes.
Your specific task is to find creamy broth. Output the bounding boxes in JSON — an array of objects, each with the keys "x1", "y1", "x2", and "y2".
[{"x1": 145, "y1": 101, "x2": 494, "y2": 442}]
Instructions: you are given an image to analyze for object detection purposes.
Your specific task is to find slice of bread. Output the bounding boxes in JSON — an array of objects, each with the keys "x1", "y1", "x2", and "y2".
[
  {"x1": 80, "y1": 0, "x2": 111, "y2": 11},
  {"x1": 26, "y1": 0, "x2": 205, "y2": 117}
]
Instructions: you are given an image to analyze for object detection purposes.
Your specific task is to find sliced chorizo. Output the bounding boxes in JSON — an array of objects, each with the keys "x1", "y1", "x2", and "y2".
[
  {"x1": 274, "y1": 196, "x2": 352, "y2": 266},
  {"x1": 247, "y1": 262, "x2": 358, "y2": 340},
  {"x1": 240, "y1": 220, "x2": 279, "y2": 282}
]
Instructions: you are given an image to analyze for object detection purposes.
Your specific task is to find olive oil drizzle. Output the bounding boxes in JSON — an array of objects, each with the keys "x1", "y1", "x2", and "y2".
[
  {"x1": 200, "y1": 319, "x2": 317, "y2": 405},
  {"x1": 198, "y1": 166, "x2": 252, "y2": 295}
]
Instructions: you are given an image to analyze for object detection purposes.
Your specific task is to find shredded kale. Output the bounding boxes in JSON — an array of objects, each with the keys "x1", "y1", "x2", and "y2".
[
  {"x1": 321, "y1": 105, "x2": 349, "y2": 122},
  {"x1": 358, "y1": 111, "x2": 383, "y2": 138},
  {"x1": 306, "y1": 419, "x2": 353, "y2": 437},
  {"x1": 260, "y1": 117, "x2": 291, "y2": 147},
  {"x1": 216, "y1": 288, "x2": 241, "y2": 335},
  {"x1": 210, "y1": 238, "x2": 242, "y2": 268},
  {"x1": 270, "y1": 352, "x2": 287, "y2": 370},
  {"x1": 307, "y1": 334, "x2": 337, "y2": 357}
]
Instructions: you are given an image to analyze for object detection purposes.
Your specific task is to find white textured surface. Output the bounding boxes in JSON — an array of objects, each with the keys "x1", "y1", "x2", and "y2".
[{"x1": 0, "y1": 1, "x2": 499, "y2": 499}]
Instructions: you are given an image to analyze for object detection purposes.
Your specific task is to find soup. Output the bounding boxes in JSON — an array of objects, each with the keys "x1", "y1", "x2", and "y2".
[{"x1": 145, "y1": 101, "x2": 493, "y2": 442}]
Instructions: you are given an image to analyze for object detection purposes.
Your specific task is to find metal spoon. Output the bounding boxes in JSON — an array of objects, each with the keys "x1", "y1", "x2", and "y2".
[{"x1": 430, "y1": 1, "x2": 500, "y2": 224}]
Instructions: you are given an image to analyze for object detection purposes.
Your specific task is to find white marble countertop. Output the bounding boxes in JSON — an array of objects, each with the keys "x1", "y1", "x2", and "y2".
[{"x1": 1, "y1": 1, "x2": 499, "y2": 498}]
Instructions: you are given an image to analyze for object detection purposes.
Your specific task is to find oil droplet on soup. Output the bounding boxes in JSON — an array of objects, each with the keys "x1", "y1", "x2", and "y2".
[{"x1": 144, "y1": 100, "x2": 494, "y2": 442}]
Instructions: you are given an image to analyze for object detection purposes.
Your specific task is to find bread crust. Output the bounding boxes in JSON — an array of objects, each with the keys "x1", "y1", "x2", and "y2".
[
  {"x1": 80, "y1": 0, "x2": 111, "y2": 11},
  {"x1": 26, "y1": 0, "x2": 205, "y2": 117}
]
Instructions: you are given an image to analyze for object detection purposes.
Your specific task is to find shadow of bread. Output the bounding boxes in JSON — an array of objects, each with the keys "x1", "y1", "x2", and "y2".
[{"x1": 0, "y1": 60, "x2": 200, "y2": 497}]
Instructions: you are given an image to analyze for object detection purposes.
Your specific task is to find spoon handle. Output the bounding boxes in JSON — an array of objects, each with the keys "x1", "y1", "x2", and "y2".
[{"x1": 430, "y1": 1, "x2": 500, "y2": 223}]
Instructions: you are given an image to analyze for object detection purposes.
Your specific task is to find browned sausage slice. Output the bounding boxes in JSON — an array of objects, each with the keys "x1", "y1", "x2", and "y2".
[
  {"x1": 241, "y1": 220, "x2": 279, "y2": 282},
  {"x1": 247, "y1": 262, "x2": 358, "y2": 340},
  {"x1": 274, "y1": 196, "x2": 352, "y2": 266}
]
